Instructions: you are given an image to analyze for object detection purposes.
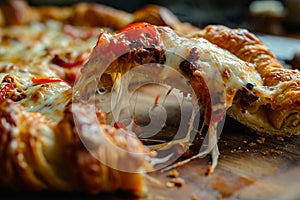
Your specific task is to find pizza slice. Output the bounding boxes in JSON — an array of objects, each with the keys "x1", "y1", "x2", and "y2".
[
  {"x1": 192, "y1": 25, "x2": 300, "y2": 136},
  {"x1": 79, "y1": 21, "x2": 300, "y2": 174},
  {"x1": 75, "y1": 22, "x2": 269, "y2": 173}
]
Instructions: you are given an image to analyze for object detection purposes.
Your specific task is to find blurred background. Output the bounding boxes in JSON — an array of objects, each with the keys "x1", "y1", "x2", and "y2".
[
  {"x1": 19, "y1": 0, "x2": 299, "y2": 71},
  {"x1": 25, "y1": 0, "x2": 300, "y2": 36}
]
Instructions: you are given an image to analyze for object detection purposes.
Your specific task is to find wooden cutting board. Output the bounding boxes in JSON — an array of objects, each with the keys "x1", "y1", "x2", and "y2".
[
  {"x1": 146, "y1": 118, "x2": 300, "y2": 200},
  {"x1": 2, "y1": 118, "x2": 300, "y2": 200},
  {"x1": 136, "y1": 85, "x2": 300, "y2": 200},
  {"x1": 2, "y1": 84, "x2": 300, "y2": 200}
]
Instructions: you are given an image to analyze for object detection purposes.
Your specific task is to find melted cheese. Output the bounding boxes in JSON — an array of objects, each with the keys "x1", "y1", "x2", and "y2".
[
  {"x1": 159, "y1": 27, "x2": 264, "y2": 107},
  {"x1": 0, "y1": 21, "x2": 98, "y2": 123}
]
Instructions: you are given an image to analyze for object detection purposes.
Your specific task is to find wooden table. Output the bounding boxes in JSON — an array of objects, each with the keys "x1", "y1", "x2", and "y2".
[{"x1": 2, "y1": 117, "x2": 300, "y2": 200}]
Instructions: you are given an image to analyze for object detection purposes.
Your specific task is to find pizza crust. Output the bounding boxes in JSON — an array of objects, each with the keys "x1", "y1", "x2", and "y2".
[
  {"x1": 228, "y1": 105, "x2": 300, "y2": 136},
  {"x1": 193, "y1": 25, "x2": 300, "y2": 136}
]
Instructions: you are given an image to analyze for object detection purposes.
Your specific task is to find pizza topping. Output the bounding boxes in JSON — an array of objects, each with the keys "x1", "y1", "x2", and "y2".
[
  {"x1": 51, "y1": 52, "x2": 90, "y2": 68},
  {"x1": 0, "y1": 74, "x2": 28, "y2": 101},
  {"x1": 95, "y1": 22, "x2": 160, "y2": 56},
  {"x1": 0, "y1": 1, "x2": 299, "y2": 195},
  {"x1": 0, "y1": 82, "x2": 15, "y2": 100},
  {"x1": 114, "y1": 121, "x2": 128, "y2": 130},
  {"x1": 166, "y1": 169, "x2": 179, "y2": 178},
  {"x1": 168, "y1": 178, "x2": 185, "y2": 187},
  {"x1": 116, "y1": 22, "x2": 158, "y2": 43},
  {"x1": 0, "y1": 100, "x2": 21, "y2": 157},
  {"x1": 31, "y1": 77, "x2": 69, "y2": 85},
  {"x1": 233, "y1": 86, "x2": 259, "y2": 113}
]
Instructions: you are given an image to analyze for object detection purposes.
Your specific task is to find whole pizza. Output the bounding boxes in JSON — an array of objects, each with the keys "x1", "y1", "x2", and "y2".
[{"x1": 0, "y1": 0, "x2": 299, "y2": 197}]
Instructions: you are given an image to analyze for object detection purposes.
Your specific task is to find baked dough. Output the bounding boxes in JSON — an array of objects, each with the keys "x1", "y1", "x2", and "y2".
[{"x1": 192, "y1": 25, "x2": 300, "y2": 136}]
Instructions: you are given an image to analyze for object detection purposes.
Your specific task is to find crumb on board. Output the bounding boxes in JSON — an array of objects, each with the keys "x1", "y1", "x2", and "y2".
[
  {"x1": 256, "y1": 137, "x2": 265, "y2": 144},
  {"x1": 276, "y1": 136, "x2": 284, "y2": 141},
  {"x1": 166, "y1": 178, "x2": 185, "y2": 188},
  {"x1": 205, "y1": 165, "x2": 213, "y2": 176},
  {"x1": 262, "y1": 149, "x2": 283, "y2": 156},
  {"x1": 248, "y1": 142, "x2": 256, "y2": 147},
  {"x1": 166, "y1": 181, "x2": 175, "y2": 188},
  {"x1": 191, "y1": 195, "x2": 199, "y2": 200},
  {"x1": 219, "y1": 139, "x2": 228, "y2": 146},
  {"x1": 166, "y1": 169, "x2": 179, "y2": 178},
  {"x1": 171, "y1": 178, "x2": 185, "y2": 187}
]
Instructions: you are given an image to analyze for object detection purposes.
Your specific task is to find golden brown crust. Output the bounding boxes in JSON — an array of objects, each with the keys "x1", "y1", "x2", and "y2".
[
  {"x1": 193, "y1": 25, "x2": 300, "y2": 87},
  {"x1": 1, "y1": 0, "x2": 36, "y2": 25},
  {"x1": 133, "y1": 5, "x2": 181, "y2": 28},
  {"x1": 33, "y1": 6, "x2": 74, "y2": 24},
  {"x1": 56, "y1": 103, "x2": 150, "y2": 195},
  {"x1": 0, "y1": 0, "x2": 133, "y2": 29},
  {"x1": 71, "y1": 3, "x2": 133, "y2": 29},
  {"x1": 196, "y1": 25, "x2": 300, "y2": 108},
  {"x1": 0, "y1": 100, "x2": 73, "y2": 191},
  {"x1": 0, "y1": 0, "x2": 198, "y2": 33},
  {"x1": 227, "y1": 104, "x2": 300, "y2": 136},
  {"x1": 132, "y1": 4, "x2": 199, "y2": 35},
  {"x1": 0, "y1": 0, "x2": 76, "y2": 26},
  {"x1": 0, "y1": 100, "x2": 149, "y2": 195}
]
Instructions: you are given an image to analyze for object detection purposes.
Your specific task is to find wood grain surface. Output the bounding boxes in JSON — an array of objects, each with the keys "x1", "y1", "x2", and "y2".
[
  {"x1": 2, "y1": 118, "x2": 299, "y2": 200},
  {"x1": 2, "y1": 84, "x2": 300, "y2": 200}
]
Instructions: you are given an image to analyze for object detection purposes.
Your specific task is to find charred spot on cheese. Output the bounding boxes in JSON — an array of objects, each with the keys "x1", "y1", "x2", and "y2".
[
  {"x1": 0, "y1": 100, "x2": 19, "y2": 159},
  {"x1": 222, "y1": 67, "x2": 231, "y2": 82},
  {"x1": 126, "y1": 48, "x2": 166, "y2": 65},
  {"x1": 246, "y1": 83, "x2": 254, "y2": 90},
  {"x1": 179, "y1": 60, "x2": 197, "y2": 78},
  {"x1": 186, "y1": 47, "x2": 199, "y2": 63},
  {"x1": 0, "y1": 75, "x2": 27, "y2": 101},
  {"x1": 179, "y1": 47, "x2": 199, "y2": 77},
  {"x1": 234, "y1": 86, "x2": 259, "y2": 113},
  {"x1": 103, "y1": 48, "x2": 166, "y2": 76}
]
